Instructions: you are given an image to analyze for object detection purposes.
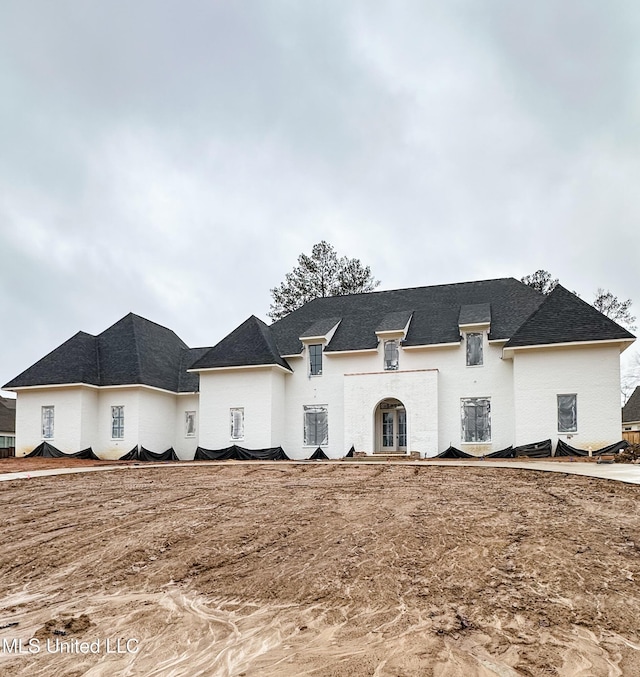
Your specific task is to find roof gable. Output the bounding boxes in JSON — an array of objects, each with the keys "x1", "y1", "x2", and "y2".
[
  {"x1": 504, "y1": 285, "x2": 635, "y2": 348},
  {"x1": 190, "y1": 316, "x2": 292, "y2": 371}
]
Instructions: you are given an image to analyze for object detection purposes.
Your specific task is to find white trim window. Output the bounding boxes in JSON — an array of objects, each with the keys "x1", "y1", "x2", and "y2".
[
  {"x1": 461, "y1": 397, "x2": 491, "y2": 443},
  {"x1": 557, "y1": 394, "x2": 577, "y2": 433},
  {"x1": 41, "y1": 405, "x2": 54, "y2": 439},
  {"x1": 304, "y1": 405, "x2": 328, "y2": 446},
  {"x1": 309, "y1": 344, "x2": 323, "y2": 376},
  {"x1": 111, "y1": 405, "x2": 124, "y2": 439},
  {"x1": 384, "y1": 340, "x2": 399, "y2": 370},
  {"x1": 185, "y1": 411, "x2": 196, "y2": 438},
  {"x1": 466, "y1": 333, "x2": 483, "y2": 366},
  {"x1": 230, "y1": 408, "x2": 244, "y2": 440}
]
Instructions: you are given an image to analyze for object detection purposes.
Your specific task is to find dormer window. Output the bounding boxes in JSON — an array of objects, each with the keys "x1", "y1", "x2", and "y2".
[
  {"x1": 466, "y1": 333, "x2": 483, "y2": 366},
  {"x1": 309, "y1": 344, "x2": 323, "y2": 376},
  {"x1": 384, "y1": 340, "x2": 399, "y2": 370}
]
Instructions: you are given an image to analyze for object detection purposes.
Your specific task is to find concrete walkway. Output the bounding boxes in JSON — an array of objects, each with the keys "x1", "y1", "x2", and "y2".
[{"x1": 1, "y1": 459, "x2": 640, "y2": 485}]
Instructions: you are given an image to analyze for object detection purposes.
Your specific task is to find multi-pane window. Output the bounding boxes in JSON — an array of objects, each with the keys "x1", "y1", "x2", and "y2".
[
  {"x1": 42, "y1": 405, "x2": 54, "y2": 439},
  {"x1": 304, "y1": 405, "x2": 328, "y2": 446},
  {"x1": 384, "y1": 340, "x2": 399, "y2": 370},
  {"x1": 111, "y1": 405, "x2": 124, "y2": 439},
  {"x1": 461, "y1": 398, "x2": 491, "y2": 443},
  {"x1": 466, "y1": 333, "x2": 483, "y2": 366},
  {"x1": 557, "y1": 394, "x2": 577, "y2": 433},
  {"x1": 185, "y1": 411, "x2": 196, "y2": 437},
  {"x1": 309, "y1": 344, "x2": 323, "y2": 376},
  {"x1": 230, "y1": 408, "x2": 244, "y2": 440}
]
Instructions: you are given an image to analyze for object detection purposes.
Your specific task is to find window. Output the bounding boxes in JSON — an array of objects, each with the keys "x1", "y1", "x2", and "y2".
[
  {"x1": 466, "y1": 333, "x2": 483, "y2": 366},
  {"x1": 185, "y1": 411, "x2": 196, "y2": 437},
  {"x1": 557, "y1": 394, "x2": 577, "y2": 433},
  {"x1": 461, "y1": 398, "x2": 491, "y2": 442},
  {"x1": 384, "y1": 340, "x2": 399, "y2": 370},
  {"x1": 230, "y1": 408, "x2": 244, "y2": 440},
  {"x1": 111, "y1": 405, "x2": 124, "y2": 439},
  {"x1": 309, "y1": 344, "x2": 323, "y2": 376},
  {"x1": 304, "y1": 405, "x2": 328, "y2": 446},
  {"x1": 42, "y1": 405, "x2": 54, "y2": 439}
]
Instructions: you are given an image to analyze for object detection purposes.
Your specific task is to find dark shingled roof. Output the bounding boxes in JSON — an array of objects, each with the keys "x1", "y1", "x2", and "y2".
[
  {"x1": 3, "y1": 331, "x2": 100, "y2": 388},
  {"x1": 504, "y1": 285, "x2": 635, "y2": 348},
  {"x1": 376, "y1": 310, "x2": 413, "y2": 333},
  {"x1": 270, "y1": 278, "x2": 548, "y2": 355},
  {"x1": 179, "y1": 348, "x2": 210, "y2": 392},
  {"x1": 299, "y1": 317, "x2": 342, "y2": 340},
  {"x1": 189, "y1": 316, "x2": 292, "y2": 371},
  {"x1": 3, "y1": 313, "x2": 198, "y2": 392},
  {"x1": 0, "y1": 397, "x2": 15, "y2": 433},
  {"x1": 623, "y1": 386, "x2": 640, "y2": 423},
  {"x1": 459, "y1": 303, "x2": 491, "y2": 325}
]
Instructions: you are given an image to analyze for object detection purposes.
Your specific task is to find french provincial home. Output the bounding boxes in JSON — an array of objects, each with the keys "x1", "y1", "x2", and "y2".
[{"x1": 4, "y1": 278, "x2": 635, "y2": 459}]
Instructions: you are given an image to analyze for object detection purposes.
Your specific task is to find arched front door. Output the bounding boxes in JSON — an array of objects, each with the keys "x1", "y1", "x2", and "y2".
[{"x1": 375, "y1": 398, "x2": 407, "y2": 453}]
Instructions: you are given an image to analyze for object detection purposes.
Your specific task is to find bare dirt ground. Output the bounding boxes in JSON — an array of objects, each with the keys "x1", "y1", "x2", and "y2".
[{"x1": 0, "y1": 462, "x2": 639, "y2": 676}]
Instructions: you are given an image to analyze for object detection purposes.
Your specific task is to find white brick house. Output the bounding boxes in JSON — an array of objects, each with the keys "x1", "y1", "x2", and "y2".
[{"x1": 4, "y1": 278, "x2": 635, "y2": 459}]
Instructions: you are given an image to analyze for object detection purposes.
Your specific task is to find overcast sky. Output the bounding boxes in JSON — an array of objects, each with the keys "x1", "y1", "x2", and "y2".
[{"x1": 2, "y1": 0, "x2": 640, "y2": 393}]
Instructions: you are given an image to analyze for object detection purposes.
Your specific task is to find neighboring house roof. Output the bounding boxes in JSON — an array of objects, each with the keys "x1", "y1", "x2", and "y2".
[
  {"x1": 3, "y1": 313, "x2": 197, "y2": 392},
  {"x1": 623, "y1": 386, "x2": 640, "y2": 423},
  {"x1": 189, "y1": 316, "x2": 292, "y2": 371},
  {"x1": 0, "y1": 397, "x2": 16, "y2": 434},
  {"x1": 504, "y1": 285, "x2": 635, "y2": 348},
  {"x1": 270, "y1": 278, "x2": 548, "y2": 355}
]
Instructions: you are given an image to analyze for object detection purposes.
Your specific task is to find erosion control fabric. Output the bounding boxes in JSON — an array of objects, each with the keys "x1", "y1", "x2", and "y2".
[
  {"x1": 514, "y1": 439, "x2": 552, "y2": 458},
  {"x1": 555, "y1": 439, "x2": 628, "y2": 457},
  {"x1": 435, "y1": 446, "x2": 474, "y2": 459},
  {"x1": 194, "y1": 445, "x2": 289, "y2": 461},
  {"x1": 25, "y1": 442, "x2": 100, "y2": 460}
]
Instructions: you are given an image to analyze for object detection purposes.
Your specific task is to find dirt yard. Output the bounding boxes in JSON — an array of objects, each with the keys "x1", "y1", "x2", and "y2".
[{"x1": 0, "y1": 461, "x2": 639, "y2": 676}]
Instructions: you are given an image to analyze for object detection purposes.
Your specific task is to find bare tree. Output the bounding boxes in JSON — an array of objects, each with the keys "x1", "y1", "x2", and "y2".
[
  {"x1": 268, "y1": 241, "x2": 380, "y2": 321},
  {"x1": 593, "y1": 289, "x2": 636, "y2": 330},
  {"x1": 520, "y1": 270, "x2": 559, "y2": 295}
]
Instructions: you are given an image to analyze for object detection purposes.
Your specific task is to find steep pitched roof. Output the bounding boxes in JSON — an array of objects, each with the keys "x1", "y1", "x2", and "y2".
[
  {"x1": 189, "y1": 316, "x2": 292, "y2": 371},
  {"x1": 3, "y1": 313, "x2": 194, "y2": 392},
  {"x1": 270, "y1": 278, "x2": 547, "y2": 355},
  {"x1": 504, "y1": 285, "x2": 635, "y2": 348},
  {"x1": 3, "y1": 331, "x2": 100, "y2": 389},
  {"x1": 97, "y1": 313, "x2": 189, "y2": 391},
  {"x1": 0, "y1": 397, "x2": 15, "y2": 434},
  {"x1": 623, "y1": 386, "x2": 640, "y2": 423}
]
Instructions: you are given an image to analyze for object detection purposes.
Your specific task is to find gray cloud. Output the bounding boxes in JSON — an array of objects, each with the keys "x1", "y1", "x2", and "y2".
[{"x1": 1, "y1": 1, "x2": 639, "y2": 389}]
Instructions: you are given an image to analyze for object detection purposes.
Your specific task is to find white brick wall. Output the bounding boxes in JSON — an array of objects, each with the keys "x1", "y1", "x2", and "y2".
[
  {"x1": 513, "y1": 344, "x2": 622, "y2": 449},
  {"x1": 12, "y1": 336, "x2": 628, "y2": 459}
]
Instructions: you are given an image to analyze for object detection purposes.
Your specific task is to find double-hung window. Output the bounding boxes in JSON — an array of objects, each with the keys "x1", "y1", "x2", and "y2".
[
  {"x1": 309, "y1": 344, "x2": 323, "y2": 376},
  {"x1": 111, "y1": 406, "x2": 124, "y2": 439},
  {"x1": 304, "y1": 405, "x2": 328, "y2": 446},
  {"x1": 230, "y1": 408, "x2": 244, "y2": 440},
  {"x1": 42, "y1": 405, "x2": 54, "y2": 439},
  {"x1": 185, "y1": 411, "x2": 196, "y2": 437},
  {"x1": 461, "y1": 398, "x2": 491, "y2": 443},
  {"x1": 466, "y1": 333, "x2": 483, "y2": 366},
  {"x1": 384, "y1": 340, "x2": 399, "y2": 370},
  {"x1": 557, "y1": 394, "x2": 577, "y2": 433}
]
